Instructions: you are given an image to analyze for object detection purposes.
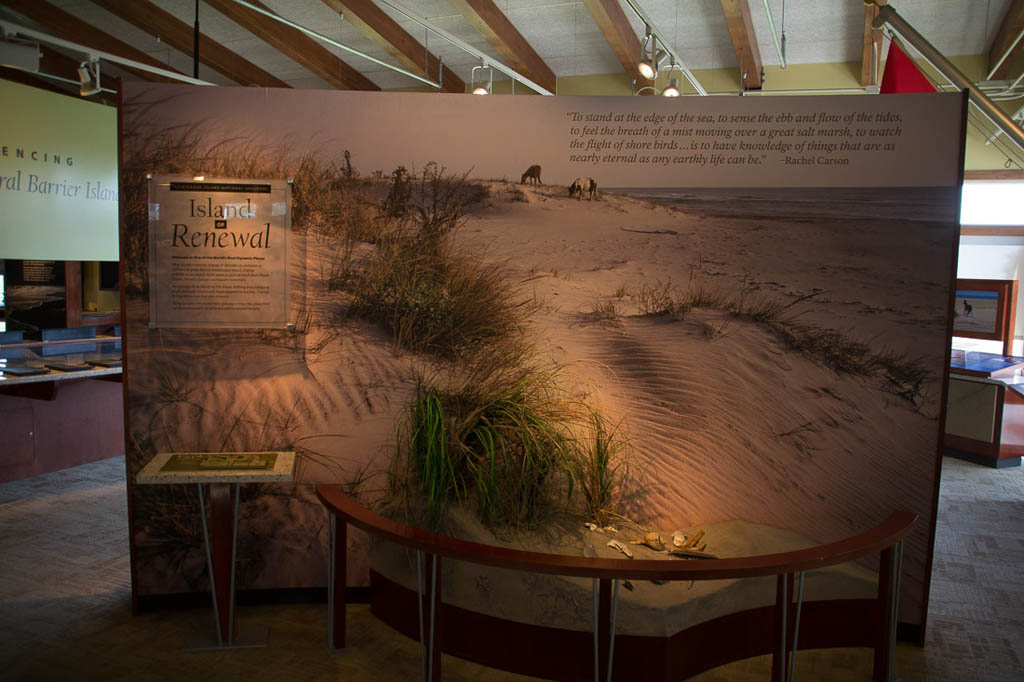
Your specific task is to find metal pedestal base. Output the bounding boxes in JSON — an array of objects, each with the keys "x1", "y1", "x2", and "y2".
[{"x1": 182, "y1": 625, "x2": 269, "y2": 652}]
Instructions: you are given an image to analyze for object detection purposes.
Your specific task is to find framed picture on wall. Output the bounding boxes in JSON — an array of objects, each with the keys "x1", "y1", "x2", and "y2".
[{"x1": 953, "y1": 278, "x2": 1018, "y2": 354}]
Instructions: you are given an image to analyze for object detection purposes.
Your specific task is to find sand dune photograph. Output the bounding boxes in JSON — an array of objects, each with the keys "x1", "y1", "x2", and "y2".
[{"x1": 117, "y1": 85, "x2": 962, "y2": 635}]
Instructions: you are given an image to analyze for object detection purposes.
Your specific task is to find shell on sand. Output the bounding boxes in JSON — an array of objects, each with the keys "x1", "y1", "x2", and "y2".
[
  {"x1": 631, "y1": 531, "x2": 666, "y2": 551},
  {"x1": 672, "y1": 531, "x2": 689, "y2": 548},
  {"x1": 607, "y1": 539, "x2": 634, "y2": 559}
]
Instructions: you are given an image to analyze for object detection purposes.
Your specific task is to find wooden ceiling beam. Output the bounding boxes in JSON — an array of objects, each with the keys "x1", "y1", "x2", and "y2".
[
  {"x1": 719, "y1": 0, "x2": 762, "y2": 89},
  {"x1": 860, "y1": 1, "x2": 883, "y2": 86},
  {"x1": 581, "y1": 0, "x2": 643, "y2": 84},
  {"x1": 1, "y1": 0, "x2": 184, "y2": 83},
  {"x1": 203, "y1": 0, "x2": 379, "y2": 91},
  {"x1": 448, "y1": 0, "x2": 557, "y2": 94},
  {"x1": 88, "y1": 0, "x2": 290, "y2": 88},
  {"x1": 321, "y1": 0, "x2": 462, "y2": 92},
  {"x1": 988, "y1": 0, "x2": 1024, "y2": 81}
]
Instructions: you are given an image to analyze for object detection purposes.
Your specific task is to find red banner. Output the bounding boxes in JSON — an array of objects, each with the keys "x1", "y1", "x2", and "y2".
[{"x1": 881, "y1": 41, "x2": 936, "y2": 94}]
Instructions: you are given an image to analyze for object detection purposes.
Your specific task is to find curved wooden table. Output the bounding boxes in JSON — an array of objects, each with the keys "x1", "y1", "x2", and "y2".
[{"x1": 316, "y1": 485, "x2": 916, "y2": 682}]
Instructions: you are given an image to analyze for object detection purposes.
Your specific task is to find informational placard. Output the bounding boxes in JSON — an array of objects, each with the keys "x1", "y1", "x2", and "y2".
[
  {"x1": 160, "y1": 452, "x2": 278, "y2": 472},
  {"x1": 148, "y1": 176, "x2": 290, "y2": 328},
  {"x1": 18, "y1": 260, "x2": 61, "y2": 284}
]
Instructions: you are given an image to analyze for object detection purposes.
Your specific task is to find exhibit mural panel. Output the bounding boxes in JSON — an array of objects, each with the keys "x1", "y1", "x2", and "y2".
[{"x1": 120, "y1": 83, "x2": 964, "y2": 630}]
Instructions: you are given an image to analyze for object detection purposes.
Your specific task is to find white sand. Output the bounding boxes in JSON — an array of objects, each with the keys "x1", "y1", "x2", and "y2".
[{"x1": 127, "y1": 182, "x2": 954, "y2": 620}]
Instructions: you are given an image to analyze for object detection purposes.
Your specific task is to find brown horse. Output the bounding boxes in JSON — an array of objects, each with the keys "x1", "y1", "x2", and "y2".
[{"x1": 521, "y1": 165, "x2": 542, "y2": 185}]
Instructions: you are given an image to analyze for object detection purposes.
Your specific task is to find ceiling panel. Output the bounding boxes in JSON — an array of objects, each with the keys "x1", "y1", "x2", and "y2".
[{"x1": 1, "y1": 0, "x2": 1016, "y2": 92}]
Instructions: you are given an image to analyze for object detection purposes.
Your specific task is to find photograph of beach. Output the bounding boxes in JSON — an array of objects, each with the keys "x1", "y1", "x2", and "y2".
[{"x1": 119, "y1": 85, "x2": 962, "y2": 628}]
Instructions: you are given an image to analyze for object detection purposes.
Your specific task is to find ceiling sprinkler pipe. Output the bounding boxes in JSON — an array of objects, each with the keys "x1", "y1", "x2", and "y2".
[
  {"x1": 762, "y1": 0, "x2": 786, "y2": 69},
  {"x1": 874, "y1": 4, "x2": 1024, "y2": 157}
]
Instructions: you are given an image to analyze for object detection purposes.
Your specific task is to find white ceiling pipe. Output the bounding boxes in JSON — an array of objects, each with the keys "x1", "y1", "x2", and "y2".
[
  {"x1": 741, "y1": 87, "x2": 872, "y2": 95},
  {"x1": 762, "y1": 0, "x2": 786, "y2": 69}
]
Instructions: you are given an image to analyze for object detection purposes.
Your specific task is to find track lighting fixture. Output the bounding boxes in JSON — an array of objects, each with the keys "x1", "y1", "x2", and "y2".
[
  {"x1": 638, "y1": 46, "x2": 668, "y2": 80},
  {"x1": 471, "y1": 58, "x2": 492, "y2": 95},
  {"x1": 637, "y1": 26, "x2": 653, "y2": 80},
  {"x1": 637, "y1": 26, "x2": 669, "y2": 81},
  {"x1": 633, "y1": 61, "x2": 684, "y2": 97},
  {"x1": 77, "y1": 58, "x2": 100, "y2": 97}
]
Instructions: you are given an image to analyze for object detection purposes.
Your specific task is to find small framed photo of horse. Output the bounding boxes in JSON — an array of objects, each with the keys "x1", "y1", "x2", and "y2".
[{"x1": 953, "y1": 278, "x2": 1019, "y2": 354}]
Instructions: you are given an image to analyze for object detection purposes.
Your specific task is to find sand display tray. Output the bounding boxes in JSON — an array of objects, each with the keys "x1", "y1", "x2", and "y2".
[{"x1": 370, "y1": 513, "x2": 878, "y2": 638}]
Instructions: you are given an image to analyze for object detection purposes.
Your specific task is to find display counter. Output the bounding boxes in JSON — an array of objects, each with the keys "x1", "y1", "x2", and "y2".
[
  {"x1": 945, "y1": 351, "x2": 1024, "y2": 468},
  {"x1": 0, "y1": 331, "x2": 123, "y2": 482}
]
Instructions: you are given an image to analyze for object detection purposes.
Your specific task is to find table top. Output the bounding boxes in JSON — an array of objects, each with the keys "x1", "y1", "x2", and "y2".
[
  {"x1": 950, "y1": 351, "x2": 1024, "y2": 378},
  {"x1": 137, "y1": 451, "x2": 296, "y2": 484},
  {"x1": 0, "y1": 351, "x2": 123, "y2": 386},
  {"x1": 0, "y1": 364, "x2": 122, "y2": 386}
]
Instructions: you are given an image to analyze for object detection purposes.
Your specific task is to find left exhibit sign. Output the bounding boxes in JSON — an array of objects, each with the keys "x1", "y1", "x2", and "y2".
[
  {"x1": 0, "y1": 80, "x2": 118, "y2": 262},
  {"x1": 147, "y1": 176, "x2": 291, "y2": 328}
]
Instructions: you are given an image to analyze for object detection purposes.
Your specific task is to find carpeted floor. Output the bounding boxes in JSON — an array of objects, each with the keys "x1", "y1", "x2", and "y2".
[{"x1": 0, "y1": 455, "x2": 1021, "y2": 681}]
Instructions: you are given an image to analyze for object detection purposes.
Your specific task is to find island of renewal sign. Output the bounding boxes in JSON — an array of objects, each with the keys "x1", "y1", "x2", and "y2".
[{"x1": 148, "y1": 176, "x2": 290, "y2": 328}]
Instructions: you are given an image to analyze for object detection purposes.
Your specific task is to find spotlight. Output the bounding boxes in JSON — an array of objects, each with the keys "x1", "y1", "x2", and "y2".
[
  {"x1": 662, "y1": 78, "x2": 680, "y2": 97},
  {"x1": 471, "y1": 59, "x2": 492, "y2": 95},
  {"x1": 637, "y1": 25, "x2": 669, "y2": 81},
  {"x1": 639, "y1": 49, "x2": 669, "y2": 81},
  {"x1": 634, "y1": 25, "x2": 651, "y2": 77},
  {"x1": 638, "y1": 59, "x2": 655, "y2": 81},
  {"x1": 78, "y1": 59, "x2": 100, "y2": 97}
]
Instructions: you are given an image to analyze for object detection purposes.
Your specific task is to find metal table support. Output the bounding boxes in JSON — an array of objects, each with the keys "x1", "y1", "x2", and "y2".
[{"x1": 182, "y1": 482, "x2": 268, "y2": 651}]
